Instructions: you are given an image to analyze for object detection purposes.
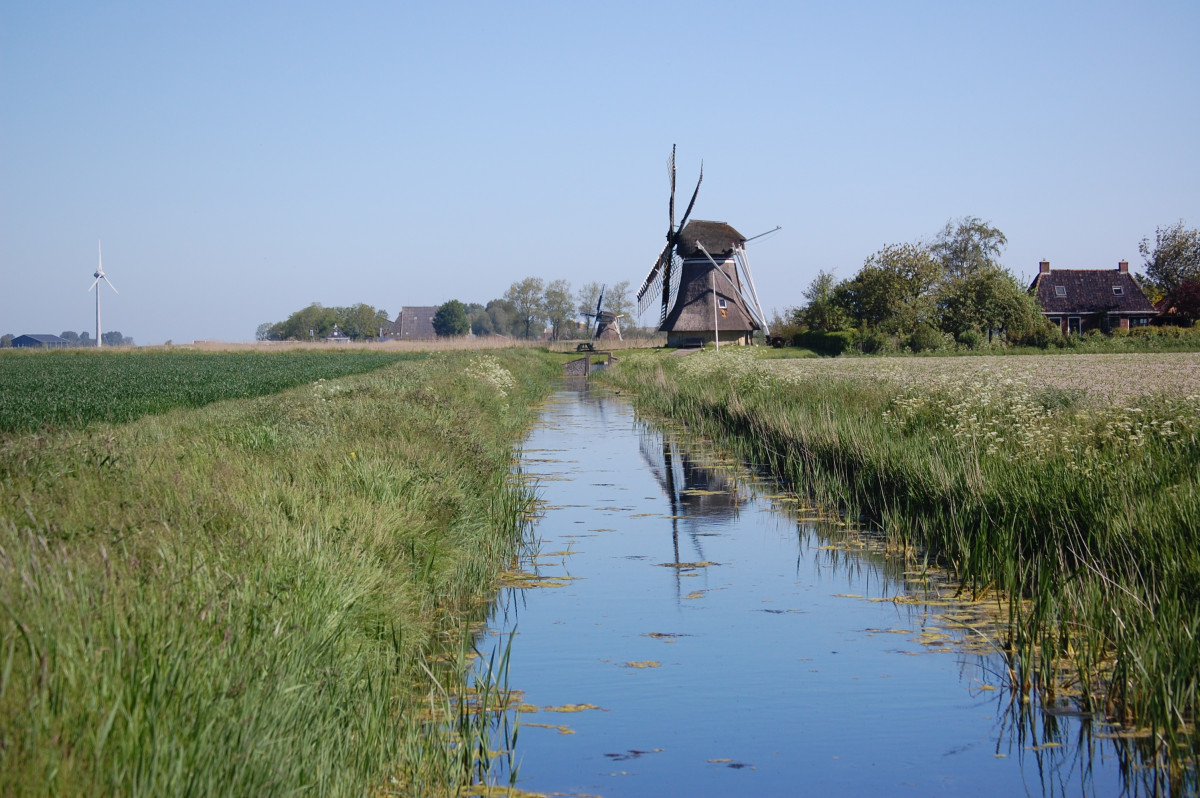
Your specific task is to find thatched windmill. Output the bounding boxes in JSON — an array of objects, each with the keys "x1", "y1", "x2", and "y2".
[{"x1": 636, "y1": 146, "x2": 770, "y2": 347}]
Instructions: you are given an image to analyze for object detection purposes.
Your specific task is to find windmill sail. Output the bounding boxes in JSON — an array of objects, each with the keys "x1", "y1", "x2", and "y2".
[{"x1": 636, "y1": 145, "x2": 701, "y2": 325}]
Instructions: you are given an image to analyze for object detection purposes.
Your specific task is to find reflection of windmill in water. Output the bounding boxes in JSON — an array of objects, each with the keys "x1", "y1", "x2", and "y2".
[
  {"x1": 638, "y1": 426, "x2": 742, "y2": 575},
  {"x1": 636, "y1": 145, "x2": 773, "y2": 347},
  {"x1": 581, "y1": 284, "x2": 622, "y2": 342}
]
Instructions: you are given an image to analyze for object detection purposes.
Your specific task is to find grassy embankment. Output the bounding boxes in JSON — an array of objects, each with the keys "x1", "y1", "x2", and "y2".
[
  {"x1": 0, "y1": 348, "x2": 561, "y2": 795},
  {"x1": 604, "y1": 348, "x2": 1200, "y2": 767}
]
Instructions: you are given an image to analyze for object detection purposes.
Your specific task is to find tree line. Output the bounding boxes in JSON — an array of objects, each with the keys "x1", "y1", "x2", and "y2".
[
  {"x1": 782, "y1": 217, "x2": 1199, "y2": 353},
  {"x1": 429, "y1": 279, "x2": 639, "y2": 340},
  {"x1": 259, "y1": 279, "x2": 640, "y2": 342},
  {"x1": 257, "y1": 303, "x2": 392, "y2": 341}
]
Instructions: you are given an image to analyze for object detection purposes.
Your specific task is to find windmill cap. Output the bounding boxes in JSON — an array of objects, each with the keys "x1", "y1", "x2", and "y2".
[{"x1": 677, "y1": 220, "x2": 745, "y2": 258}]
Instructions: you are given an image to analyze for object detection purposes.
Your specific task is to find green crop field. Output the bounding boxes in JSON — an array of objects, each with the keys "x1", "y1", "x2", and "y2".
[{"x1": 0, "y1": 348, "x2": 417, "y2": 433}]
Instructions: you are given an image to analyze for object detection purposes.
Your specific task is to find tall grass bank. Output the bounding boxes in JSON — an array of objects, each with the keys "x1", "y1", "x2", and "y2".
[
  {"x1": 604, "y1": 349, "x2": 1200, "y2": 772},
  {"x1": 0, "y1": 349, "x2": 559, "y2": 795}
]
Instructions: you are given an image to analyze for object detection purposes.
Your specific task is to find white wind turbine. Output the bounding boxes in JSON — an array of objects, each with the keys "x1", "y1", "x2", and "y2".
[{"x1": 89, "y1": 241, "x2": 118, "y2": 347}]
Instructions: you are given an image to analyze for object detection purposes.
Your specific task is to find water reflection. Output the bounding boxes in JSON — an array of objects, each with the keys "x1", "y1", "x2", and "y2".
[{"x1": 478, "y1": 384, "x2": 1188, "y2": 797}]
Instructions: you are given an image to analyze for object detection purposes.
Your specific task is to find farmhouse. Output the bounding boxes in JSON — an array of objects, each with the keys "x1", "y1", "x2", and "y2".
[
  {"x1": 388, "y1": 307, "x2": 438, "y2": 340},
  {"x1": 1029, "y1": 260, "x2": 1157, "y2": 335},
  {"x1": 12, "y1": 334, "x2": 69, "y2": 348}
]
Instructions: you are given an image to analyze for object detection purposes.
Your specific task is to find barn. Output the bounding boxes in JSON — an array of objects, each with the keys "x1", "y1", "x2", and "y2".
[{"x1": 12, "y1": 334, "x2": 69, "y2": 349}]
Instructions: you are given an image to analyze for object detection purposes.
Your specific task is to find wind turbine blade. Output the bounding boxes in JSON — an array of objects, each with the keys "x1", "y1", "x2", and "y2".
[
  {"x1": 89, "y1": 277, "x2": 101, "y2": 291},
  {"x1": 103, "y1": 276, "x2": 119, "y2": 294}
]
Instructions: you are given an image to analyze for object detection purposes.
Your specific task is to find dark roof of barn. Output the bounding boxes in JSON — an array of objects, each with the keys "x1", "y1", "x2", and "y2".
[
  {"x1": 390, "y1": 306, "x2": 439, "y2": 339},
  {"x1": 15, "y1": 334, "x2": 68, "y2": 344},
  {"x1": 661, "y1": 260, "x2": 760, "y2": 333},
  {"x1": 1029, "y1": 269, "x2": 1157, "y2": 315},
  {"x1": 675, "y1": 220, "x2": 745, "y2": 259}
]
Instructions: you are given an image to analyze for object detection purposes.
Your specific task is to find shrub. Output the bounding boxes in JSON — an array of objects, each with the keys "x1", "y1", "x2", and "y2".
[
  {"x1": 955, "y1": 329, "x2": 983, "y2": 350},
  {"x1": 858, "y1": 330, "x2": 898, "y2": 354},
  {"x1": 792, "y1": 330, "x2": 856, "y2": 356},
  {"x1": 908, "y1": 323, "x2": 945, "y2": 353}
]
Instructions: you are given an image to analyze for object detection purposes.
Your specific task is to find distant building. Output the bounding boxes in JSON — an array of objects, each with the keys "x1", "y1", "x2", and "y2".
[
  {"x1": 324, "y1": 324, "x2": 351, "y2": 343},
  {"x1": 1029, "y1": 260, "x2": 1158, "y2": 336},
  {"x1": 389, "y1": 306, "x2": 439, "y2": 340},
  {"x1": 12, "y1": 334, "x2": 69, "y2": 348}
]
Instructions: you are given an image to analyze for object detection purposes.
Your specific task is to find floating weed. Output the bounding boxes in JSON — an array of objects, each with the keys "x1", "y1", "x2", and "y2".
[
  {"x1": 522, "y1": 722, "x2": 576, "y2": 735},
  {"x1": 497, "y1": 569, "x2": 580, "y2": 589},
  {"x1": 622, "y1": 661, "x2": 661, "y2": 669},
  {"x1": 655, "y1": 560, "x2": 719, "y2": 569},
  {"x1": 542, "y1": 704, "x2": 608, "y2": 713}
]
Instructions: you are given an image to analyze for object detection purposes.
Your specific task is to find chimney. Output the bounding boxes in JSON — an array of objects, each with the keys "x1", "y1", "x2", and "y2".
[
  {"x1": 1118, "y1": 260, "x2": 1129, "y2": 273},
  {"x1": 1039, "y1": 260, "x2": 1051, "y2": 274}
]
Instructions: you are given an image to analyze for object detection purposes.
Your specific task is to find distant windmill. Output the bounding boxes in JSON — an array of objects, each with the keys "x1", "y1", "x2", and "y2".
[
  {"x1": 581, "y1": 284, "x2": 623, "y2": 341},
  {"x1": 88, "y1": 241, "x2": 118, "y2": 348}
]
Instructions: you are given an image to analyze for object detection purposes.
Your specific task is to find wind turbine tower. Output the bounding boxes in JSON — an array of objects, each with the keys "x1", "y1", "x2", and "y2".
[{"x1": 89, "y1": 241, "x2": 119, "y2": 347}]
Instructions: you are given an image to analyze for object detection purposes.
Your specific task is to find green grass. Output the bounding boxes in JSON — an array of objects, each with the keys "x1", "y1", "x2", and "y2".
[
  {"x1": 0, "y1": 348, "x2": 416, "y2": 433},
  {"x1": 0, "y1": 349, "x2": 561, "y2": 796},
  {"x1": 603, "y1": 347, "x2": 1200, "y2": 779}
]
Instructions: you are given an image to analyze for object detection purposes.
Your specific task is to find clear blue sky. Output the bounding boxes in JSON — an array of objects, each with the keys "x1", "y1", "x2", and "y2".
[{"x1": 3, "y1": 1, "x2": 1197, "y2": 344}]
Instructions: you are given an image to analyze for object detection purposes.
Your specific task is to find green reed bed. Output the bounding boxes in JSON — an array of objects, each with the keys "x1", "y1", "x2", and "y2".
[
  {"x1": 604, "y1": 348, "x2": 1200, "y2": 770},
  {"x1": 0, "y1": 349, "x2": 561, "y2": 796}
]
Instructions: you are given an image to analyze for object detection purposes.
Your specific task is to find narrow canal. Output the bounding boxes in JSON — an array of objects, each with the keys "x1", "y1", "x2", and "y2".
[{"x1": 483, "y1": 383, "x2": 1141, "y2": 797}]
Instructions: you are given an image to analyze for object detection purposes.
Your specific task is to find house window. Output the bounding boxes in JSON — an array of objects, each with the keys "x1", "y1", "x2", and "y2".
[
  {"x1": 1113, "y1": 286, "x2": 1124, "y2": 296},
  {"x1": 1054, "y1": 285, "x2": 1067, "y2": 297},
  {"x1": 1132, "y1": 317, "x2": 1150, "y2": 327},
  {"x1": 717, "y1": 299, "x2": 727, "y2": 309},
  {"x1": 1048, "y1": 316, "x2": 1062, "y2": 326}
]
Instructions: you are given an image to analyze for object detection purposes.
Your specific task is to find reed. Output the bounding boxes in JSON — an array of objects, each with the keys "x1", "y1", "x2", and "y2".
[
  {"x1": 0, "y1": 349, "x2": 560, "y2": 795},
  {"x1": 603, "y1": 348, "x2": 1200, "y2": 771}
]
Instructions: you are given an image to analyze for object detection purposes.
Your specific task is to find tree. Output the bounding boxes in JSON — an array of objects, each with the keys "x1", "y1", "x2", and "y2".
[
  {"x1": 798, "y1": 270, "x2": 850, "y2": 331},
  {"x1": 255, "y1": 322, "x2": 278, "y2": 341},
  {"x1": 60, "y1": 330, "x2": 79, "y2": 344},
  {"x1": 928, "y1": 216, "x2": 1008, "y2": 281},
  {"x1": 543, "y1": 279, "x2": 575, "y2": 340},
  {"x1": 837, "y1": 243, "x2": 942, "y2": 335},
  {"x1": 276, "y1": 303, "x2": 337, "y2": 340},
  {"x1": 432, "y1": 300, "x2": 470, "y2": 337},
  {"x1": 336, "y1": 303, "x2": 388, "y2": 340},
  {"x1": 1172, "y1": 280, "x2": 1200, "y2": 325},
  {"x1": 0, "y1": 334, "x2": 12, "y2": 348},
  {"x1": 606, "y1": 281, "x2": 634, "y2": 324},
  {"x1": 102, "y1": 330, "x2": 132, "y2": 347},
  {"x1": 485, "y1": 299, "x2": 519, "y2": 337},
  {"x1": 576, "y1": 282, "x2": 603, "y2": 319},
  {"x1": 505, "y1": 278, "x2": 546, "y2": 339},
  {"x1": 936, "y1": 266, "x2": 1043, "y2": 345},
  {"x1": 1139, "y1": 220, "x2": 1200, "y2": 307}
]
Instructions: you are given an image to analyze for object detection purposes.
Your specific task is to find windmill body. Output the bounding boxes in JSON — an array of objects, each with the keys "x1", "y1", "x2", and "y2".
[
  {"x1": 660, "y1": 220, "x2": 760, "y2": 347},
  {"x1": 636, "y1": 146, "x2": 769, "y2": 348}
]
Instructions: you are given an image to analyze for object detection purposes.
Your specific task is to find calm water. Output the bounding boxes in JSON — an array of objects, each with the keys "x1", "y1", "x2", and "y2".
[{"x1": 481, "y1": 384, "x2": 1145, "y2": 797}]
